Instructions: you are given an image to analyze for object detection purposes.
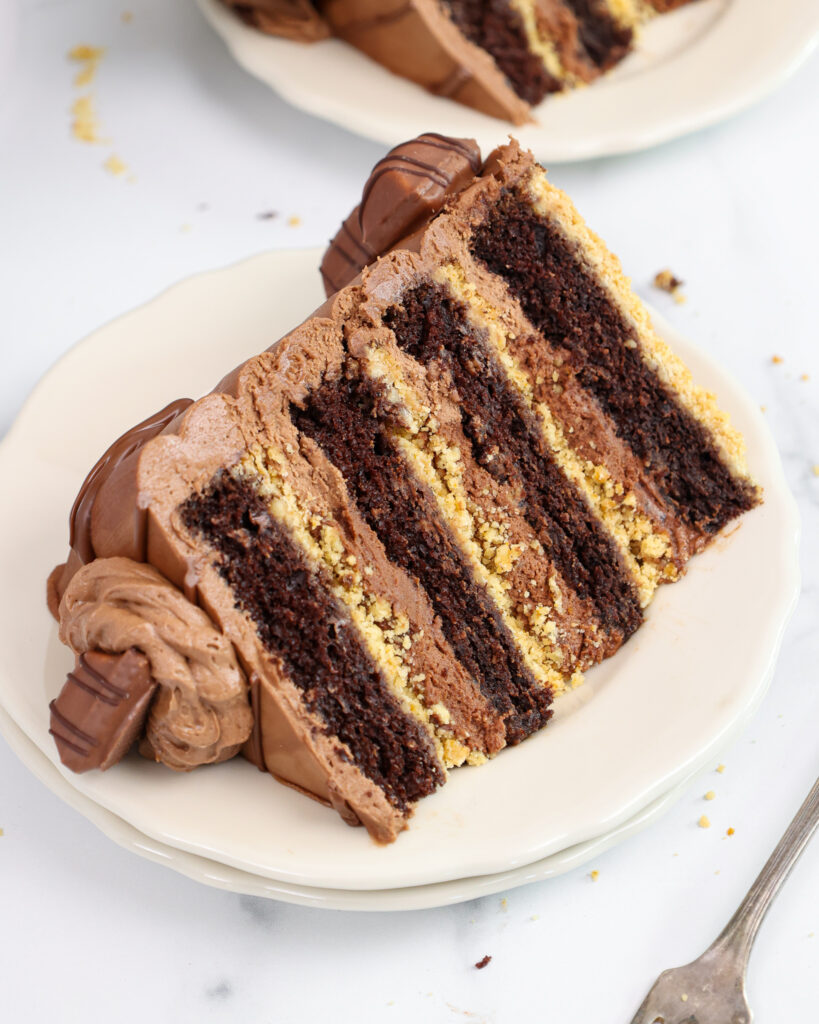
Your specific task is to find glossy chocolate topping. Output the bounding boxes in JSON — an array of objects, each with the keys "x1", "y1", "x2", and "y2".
[
  {"x1": 320, "y1": 132, "x2": 481, "y2": 296},
  {"x1": 69, "y1": 398, "x2": 193, "y2": 564},
  {"x1": 47, "y1": 398, "x2": 193, "y2": 619},
  {"x1": 49, "y1": 649, "x2": 157, "y2": 773},
  {"x1": 221, "y1": 0, "x2": 330, "y2": 42}
]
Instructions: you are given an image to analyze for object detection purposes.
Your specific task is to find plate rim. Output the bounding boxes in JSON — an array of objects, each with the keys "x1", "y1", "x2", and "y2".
[
  {"x1": 0, "y1": 248, "x2": 801, "y2": 890},
  {"x1": 0, "y1": 702, "x2": 699, "y2": 910}
]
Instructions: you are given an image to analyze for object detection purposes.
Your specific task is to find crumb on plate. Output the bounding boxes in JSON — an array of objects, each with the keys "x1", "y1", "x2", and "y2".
[
  {"x1": 475, "y1": 955, "x2": 492, "y2": 970},
  {"x1": 699, "y1": 815, "x2": 711, "y2": 829}
]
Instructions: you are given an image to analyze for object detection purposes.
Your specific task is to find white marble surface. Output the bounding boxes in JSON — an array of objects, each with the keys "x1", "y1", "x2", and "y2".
[{"x1": 1, "y1": 1, "x2": 817, "y2": 1020}]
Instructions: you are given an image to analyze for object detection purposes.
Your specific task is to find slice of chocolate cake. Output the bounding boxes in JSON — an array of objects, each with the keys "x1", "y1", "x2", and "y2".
[
  {"x1": 218, "y1": 0, "x2": 703, "y2": 123},
  {"x1": 47, "y1": 133, "x2": 758, "y2": 843}
]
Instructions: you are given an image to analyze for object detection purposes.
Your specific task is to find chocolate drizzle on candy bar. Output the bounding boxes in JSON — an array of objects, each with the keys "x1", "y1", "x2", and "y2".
[
  {"x1": 49, "y1": 649, "x2": 158, "y2": 772},
  {"x1": 320, "y1": 133, "x2": 481, "y2": 296}
]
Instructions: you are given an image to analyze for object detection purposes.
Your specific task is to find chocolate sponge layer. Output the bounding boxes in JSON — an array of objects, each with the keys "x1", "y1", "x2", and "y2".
[
  {"x1": 385, "y1": 282, "x2": 642, "y2": 643},
  {"x1": 180, "y1": 472, "x2": 443, "y2": 811},
  {"x1": 442, "y1": 0, "x2": 560, "y2": 104},
  {"x1": 292, "y1": 374, "x2": 553, "y2": 746},
  {"x1": 471, "y1": 192, "x2": 758, "y2": 535},
  {"x1": 565, "y1": 0, "x2": 632, "y2": 69}
]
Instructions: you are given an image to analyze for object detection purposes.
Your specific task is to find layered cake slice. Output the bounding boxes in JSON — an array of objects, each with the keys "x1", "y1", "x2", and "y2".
[
  {"x1": 47, "y1": 134, "x2": 758, "y2": 842},
  {"x1": 219, "y1": 0, "x2": 702, "y2": 123}
]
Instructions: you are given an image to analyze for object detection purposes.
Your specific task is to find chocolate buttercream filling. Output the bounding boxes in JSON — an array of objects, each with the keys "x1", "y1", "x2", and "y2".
[
  {"x1": 471, "y1": 192, "x2": 758, "y2": 533},
  {"x1": 441, "y1": 0, "x2": 561, "y2": 104},
  {"x1": 180, "y1": 473, "x2": 443, "y2": 811},
  {"x1": 385, "y1": 283, "x2": 641, "y2": 640},
  {"x1": 291, "y1": 373, "x2": 553, "y2": 745}
]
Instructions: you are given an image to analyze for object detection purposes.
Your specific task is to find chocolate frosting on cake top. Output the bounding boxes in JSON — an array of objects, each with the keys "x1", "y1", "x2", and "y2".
[{"x1": 320, "y1": 132, "x2": 481, "y2": 296}]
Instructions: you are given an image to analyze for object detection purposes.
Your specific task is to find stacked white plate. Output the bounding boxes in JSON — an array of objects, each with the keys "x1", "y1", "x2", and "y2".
[{"x1": 0, "y1": 251, "x2": 799, "y2": 910}]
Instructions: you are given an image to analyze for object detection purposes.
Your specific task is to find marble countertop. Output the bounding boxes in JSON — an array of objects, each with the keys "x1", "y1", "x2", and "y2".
[{"x1": 1, "y1": 1, "x2": 817, "y2": 1021}]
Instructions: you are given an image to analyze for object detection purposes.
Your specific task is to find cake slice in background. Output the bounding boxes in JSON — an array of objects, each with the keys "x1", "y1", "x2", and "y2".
[
  {"x1": 219, "y1": 0, "x2": 703, "y2": 123},
  {"x1": 46, "y1": 133, "x2": 758, "y2": 842}
]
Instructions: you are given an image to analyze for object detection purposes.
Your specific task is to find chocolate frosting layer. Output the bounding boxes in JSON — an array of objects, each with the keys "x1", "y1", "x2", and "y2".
[
  {"x1": 221, "y1": 0, "x2": 330, "y2": 42},
  {"x1": 320, "y1": 132, "x2": 481, "y2": 296},
  {"x1": 49, "y1": 649, "x2": 158, "y2": 773},
  {"x1": 59, "y1": 557, "x2": 252, "y2": 771}
]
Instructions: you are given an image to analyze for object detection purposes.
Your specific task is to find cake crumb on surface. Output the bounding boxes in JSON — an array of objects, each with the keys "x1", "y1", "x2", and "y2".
[
  {"x1": 122, "y1": 10, "x2": 133, "y2": 21},
  {"x1": 653, "y1": 269, "x2": 685, "y2": 301},
  {"x1": 801, "y1": 373, "x2": 810, "y2": 381},
  {"x1": 699, "y1": 815, "x2": 711, "y2": 829},
  {"x1": 812, "y1": 465, "x2": 819, "y2": 477},
  {"x1": 705, "y1": 790, "x2": 716, "y2": 801},
  {"x1": 68, "y1": 44, "x2": 105, "y2": 87},
  {"x1": 70, "y1": 95, "x2": 104, "y2": 143},
  {"x1": 727, "y1": 827, "x2": 735, "y2": 836},
  {"x1": 103, "y1": 154, "x2": 127, "y2": 176},
  {"x1": 499, "y1": 897, "x2": 507, "y2": 910},
  {"x1": 717, "y1": 764, "x2": 726, "y2": 773},
  {"x1": 772, "y1": 355, "x2": 784, "y2": 365},
  {"x1": 287, "y1": 215, "x2": 302, "y2": 227},
  {"x1": 589, "y1": 869, "x2": 599, "y2": 881},
  {"x1": 474, "y1": 955, "x2": 492, "y2": 970},
  {"x1": 681, "y1": 994, "x2": 688, "y2": 1002}
]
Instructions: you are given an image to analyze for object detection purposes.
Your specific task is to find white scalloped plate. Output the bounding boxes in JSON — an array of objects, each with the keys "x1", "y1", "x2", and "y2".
[
  {"x1": 196, "y1": 0, "x2": 819, "y2": 162},
  {"x1": 0, "y1": 248, "x2": 799, "y2": 893},
  {"x1": 0, "y1": 702, "x2": 697, "y2": 910}
]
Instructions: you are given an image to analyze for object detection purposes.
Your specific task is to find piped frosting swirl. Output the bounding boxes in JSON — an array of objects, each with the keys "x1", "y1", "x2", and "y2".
[{"x1": 59, "y1": 557, "x2": 252, "y2": 770}]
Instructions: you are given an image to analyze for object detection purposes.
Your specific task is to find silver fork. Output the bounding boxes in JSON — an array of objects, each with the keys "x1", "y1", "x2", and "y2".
[{"x1": 630, "y1": 775, "x2": 819, "y2": 1024}]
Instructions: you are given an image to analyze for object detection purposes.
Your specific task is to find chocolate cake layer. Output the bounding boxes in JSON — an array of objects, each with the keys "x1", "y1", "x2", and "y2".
[
  {"x1": 291, "y1": 373, "x2": 554, "y2": 745},
  {"x1": 384, "y1": 281, "x2": 642, "y2": 641},
  {"x1": 442, "y1": 0, "x2": 560, "y2": 103},
  {"x1": 180, "y1": 471, "x2": 444, "y2": 810},
  {"x1": 470, "y1": 192, "x2": 758, "y2": 534},
  {"x1": 564, "y1": 0, "x2": 632, "y2": 69}
]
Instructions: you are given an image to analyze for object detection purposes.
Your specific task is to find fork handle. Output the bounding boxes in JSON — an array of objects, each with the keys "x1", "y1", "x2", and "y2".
[{"x1": 710, "y1": 774, "x2": 819, "y2": 967}]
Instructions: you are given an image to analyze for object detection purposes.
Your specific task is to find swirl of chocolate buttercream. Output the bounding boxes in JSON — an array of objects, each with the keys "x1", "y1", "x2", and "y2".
[
  {"x1": 221, "y1": 0, "x2": 330, "y2": 42},
  {"x1": 320, "y1": 133, "x2": 482, "y2": 296},
  {"x1": 59, "y1": 557, "x2": 253, "y2": 771}
]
